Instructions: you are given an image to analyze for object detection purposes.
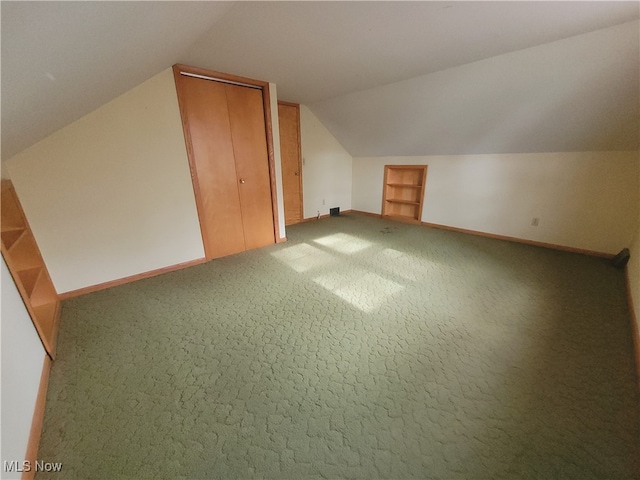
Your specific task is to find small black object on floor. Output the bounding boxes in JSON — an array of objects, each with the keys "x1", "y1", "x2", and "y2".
[{"x1": 612, "y1": 248, "x2": 630, "y2": 269}]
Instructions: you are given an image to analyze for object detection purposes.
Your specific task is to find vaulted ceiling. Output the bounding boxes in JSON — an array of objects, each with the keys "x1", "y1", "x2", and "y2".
[{"x1": 2, "y1": 1, "x2": 639, "y2": 160}]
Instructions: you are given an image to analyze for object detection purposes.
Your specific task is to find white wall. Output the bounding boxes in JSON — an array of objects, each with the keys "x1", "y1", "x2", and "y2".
[
  {"x1": 1, "y1": 259, "x2": 47, "y2": 479},
  {"x1": 300, "y1": 105, "x2": 353, "y2": 219},
  {"x1": 6, "y1": 69, "x2": 205, "y2": 294},
  {"x1": 353, "y1": 152, "x2": 639, "y2": 255}
]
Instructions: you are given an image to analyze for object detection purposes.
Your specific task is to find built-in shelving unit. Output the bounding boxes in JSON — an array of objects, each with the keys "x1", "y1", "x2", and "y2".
[
  {"x1": 382, "y1": 165, "x2": 427, "y2": 224},
  {"x1": 1, "y1": 180, "x2": 60, "y2": 358}
]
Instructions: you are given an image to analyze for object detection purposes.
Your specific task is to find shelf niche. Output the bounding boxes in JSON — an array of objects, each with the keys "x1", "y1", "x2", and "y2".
[
  {"x1": 382, "y1": 165, "x2": 427, "y2": 224},
  {"x1": 1, "y1": 180, "x2": 60, "y2": 358}
]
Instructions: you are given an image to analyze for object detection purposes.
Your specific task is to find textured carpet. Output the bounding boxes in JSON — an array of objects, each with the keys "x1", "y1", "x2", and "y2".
[{"x1": 37, "y1": 213, "x2": 639, "y2": 479}]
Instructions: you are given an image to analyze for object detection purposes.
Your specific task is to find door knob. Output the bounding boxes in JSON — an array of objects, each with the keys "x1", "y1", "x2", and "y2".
[
  {"x1": 239, "y1": 178, "x2": 246, "y2": 184},
  {"x1": 295, "y1": 172, "x2": 300, "y2": 176}
]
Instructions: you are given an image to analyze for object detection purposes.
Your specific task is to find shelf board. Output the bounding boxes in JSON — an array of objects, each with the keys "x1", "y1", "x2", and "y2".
[
  {"x1": 30, "y1": 270, "x2": 57, "y2": 308},
  {"x1": 2, "y1": 187, "x2": 27, "y2": 231},
  {"x1": 386, "y1": 183, "x2": 422, "y2": 188},
  {"x1": 0, "y1": 218, "x2": 26, "y2": 232},
  {"x1": 17, "y1": 266, "x2": 43, "y2": 298},
  {"x1": 2, "y1": 228, "x2": 26, "y2": 250},
  {"x1": 2, "y1": 225, "x2": 27, "y2": 232},
  {"x1": 382, "y1": 214, "x2": 421, "y2": 224},
  {"x1": 9, "y1": 233, "x2": 42, "y2": 271},
  {"x1": 385, "y1": 199, "x2": 420, "y2": 205},
  {"x1": 32, "y1": 302, "x2": 58, "y2": 341}
]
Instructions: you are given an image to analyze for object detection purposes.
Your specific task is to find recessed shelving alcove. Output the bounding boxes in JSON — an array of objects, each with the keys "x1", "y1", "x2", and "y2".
[
  {"x1": 382, "y1": 165, "x2": 427, "y2": 224},
  {"x1": 1, "y1": 180, "x2": 60, "y2": 357}
]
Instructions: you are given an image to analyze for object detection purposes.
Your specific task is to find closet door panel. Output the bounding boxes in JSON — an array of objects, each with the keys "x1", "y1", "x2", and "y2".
[
  {"x1": 225, "y1": 84, "x2": 275, "y2": 251},
  {"x1": 179, "y1": 75, "x2": 245, "y2": 259}
]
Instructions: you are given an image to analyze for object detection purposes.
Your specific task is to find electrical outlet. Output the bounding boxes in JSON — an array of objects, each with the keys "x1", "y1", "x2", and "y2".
[
  {"x1": 322, "y1": 199, "x2": 325, "y2": 205},
  {"x1": 531, "y1": 217, "x2": 540, "y2": 227}
]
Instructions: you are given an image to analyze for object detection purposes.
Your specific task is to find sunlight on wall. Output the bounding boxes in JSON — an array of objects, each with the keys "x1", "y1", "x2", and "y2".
[
  {"x1": 270, "y1": 243, "x2": 334, "y2": 273},
  {"x1": 313, "y1": 233, "x2": 372, "y2": 254},
  {"x1": 314, "y1": 269, "x2": 403, "y2": 313}
]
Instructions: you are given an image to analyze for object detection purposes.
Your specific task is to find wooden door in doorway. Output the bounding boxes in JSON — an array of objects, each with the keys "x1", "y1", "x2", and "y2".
[
  {"x1": 278, "y1": 102, "x2": 303, "y2": 225},
  {"x1": 174, "y1": 69, "x2": 276, "y2": 260}
]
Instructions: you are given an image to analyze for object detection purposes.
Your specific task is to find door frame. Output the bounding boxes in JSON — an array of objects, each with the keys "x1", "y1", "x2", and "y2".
[
  {"x1": 277, "y1": 101, "x2": 304, "y2": 225},
  {"x1": 172, "y1": 64, "x2": 283, "y2": 259}
]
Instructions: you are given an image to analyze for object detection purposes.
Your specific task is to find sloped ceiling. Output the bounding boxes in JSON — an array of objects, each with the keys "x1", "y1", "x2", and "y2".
[
  {"x1": 1, "y1": 1, "x2": 235, "y2": 160},
  {"x1": 311, "y1": 20, "x2": 640, "y2": 156},
  {"x1": 2, "y1": 1, "x2": 639, "y2": 160}
]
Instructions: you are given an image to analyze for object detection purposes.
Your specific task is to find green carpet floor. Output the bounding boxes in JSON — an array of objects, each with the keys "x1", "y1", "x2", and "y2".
[{"x1": 37, "y1": 213, "x2": 639, "y2": 479}]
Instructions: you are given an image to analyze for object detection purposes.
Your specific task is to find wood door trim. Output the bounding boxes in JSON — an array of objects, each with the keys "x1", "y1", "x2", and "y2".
[
  {"x1": 417, "y1": 166, "x2": 428, "y2": 222},
  {"x1": 174, "y1": 64, "x2": 270, "y2": 90},
  {"x1": 261, "y1": 83, "x2": 283, "y2": 243},
  {"x1": 293, "y1": 103, "x2": 303, "y2": 224},
  {"x1": 278, "y1": 100, "x2": 299, "y2": 108},
  {"x1": 173, "y1": 64, "x2": 281, "y2": 255},
  {"x1": 278, "y1": 101, "x2": 304, "y2": 226}
]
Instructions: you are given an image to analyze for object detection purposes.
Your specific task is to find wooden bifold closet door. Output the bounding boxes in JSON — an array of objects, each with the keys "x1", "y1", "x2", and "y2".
[{"x1": 174, "y1": 67, "x2": 276, "y2": 260}]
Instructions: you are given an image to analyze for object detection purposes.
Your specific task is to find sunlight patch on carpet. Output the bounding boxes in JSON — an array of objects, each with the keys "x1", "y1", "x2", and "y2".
[
  {"x1": 313, "y1": 233, "x2": 372, "y2": 254},
  {"x1": 313, "y1": 269, "x2": 403, "y2": 313},
  {"x1": 270, "y1": 243, "x2": 335, "y2": 273}
]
